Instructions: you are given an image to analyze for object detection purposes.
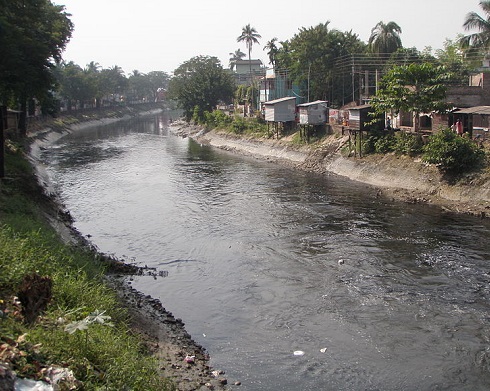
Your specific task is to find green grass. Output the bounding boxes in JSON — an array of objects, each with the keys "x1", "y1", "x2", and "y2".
[{"x1": 0, "y1": 145, "x2": 173, "y2": 390}]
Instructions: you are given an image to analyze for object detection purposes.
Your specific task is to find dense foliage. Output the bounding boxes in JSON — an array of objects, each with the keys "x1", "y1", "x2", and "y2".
[
  {"x1": 0, "y1": 0, "x2": 73, "y2": 131},
  {"x1": 362, "y1": 131, "x2": 424, "y2": 156},
  {"x1": 422, "y1": 128, "x2": 486, "y2": 173},
  {"x1": 55, "y1": 62, "x2": 169, "y2": 110},
  {"x1": 168, "y1": 56, "x2": 235, "y2": 121},
  {"x1": 359, "y1": 127, "x2": 486, "y2": 174},
  {"x1": 275, "y1": 22, "x2": 366, "y2": 106},
  {"x1": 196, "y1": 109, "x2": 268, "y2": 136},
  {"x1": 370, "y1": 63, "x2": 451, "y2": 131}
]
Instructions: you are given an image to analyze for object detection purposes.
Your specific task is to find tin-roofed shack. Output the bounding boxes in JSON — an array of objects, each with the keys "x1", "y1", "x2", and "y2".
[
  {"x1": 348, "y1": 104, "x2": 384, "y2": 157},
  {"x1": 297, "y1": 100, "x2": 329, "y2": 142},
  {"x1": 297, "y1": 100, "x2": 329, "y2": 125},
  {"x1": 264, "y1": 97, "x2": 297, "y2": 138},
  {"x1": 348, "y1": 104, "x2": 382, "y2": 132},
  {"x1": 264, "y1": 97, "x2": 296, "y2": 122}
]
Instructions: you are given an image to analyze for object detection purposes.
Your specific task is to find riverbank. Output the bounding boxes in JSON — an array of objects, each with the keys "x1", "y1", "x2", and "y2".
[
  {"x1": 170, "y1": 120, "x2": 490, "y2": 219},
  {"x1": 1, "y1": 106, "x2": 230, "y2": 390}
]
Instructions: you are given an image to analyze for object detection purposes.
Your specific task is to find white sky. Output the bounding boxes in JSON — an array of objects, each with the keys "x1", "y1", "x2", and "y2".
[{"x1": 54, "y1": 0, "x2": 482, "y2": 75}]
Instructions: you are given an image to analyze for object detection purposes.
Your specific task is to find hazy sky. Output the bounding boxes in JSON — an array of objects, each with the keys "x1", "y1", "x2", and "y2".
[{"x1": 54, "y1": 0, "x2": 482, "y2": 75}]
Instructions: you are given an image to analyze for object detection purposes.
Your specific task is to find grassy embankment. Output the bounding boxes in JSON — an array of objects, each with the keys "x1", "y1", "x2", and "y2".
[{"x1": 0, "y1": 109, "x2": 174, "y2": 390}]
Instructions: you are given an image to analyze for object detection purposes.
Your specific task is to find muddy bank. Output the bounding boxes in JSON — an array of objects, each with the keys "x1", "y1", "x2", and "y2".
[
  {"x1": 170, "y1": 121, "x2": 490, "y2": 219},
  {"x1": 27, "y1": 110, "x2": 231, "y2": 390}
]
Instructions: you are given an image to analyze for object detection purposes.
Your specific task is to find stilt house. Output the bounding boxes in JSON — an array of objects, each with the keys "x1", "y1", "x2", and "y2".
[{"x1": 264, "y1": 97, "x2": 296, "y2": 122}]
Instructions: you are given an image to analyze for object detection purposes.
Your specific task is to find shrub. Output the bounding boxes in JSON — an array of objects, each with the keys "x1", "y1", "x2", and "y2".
[
  {"x1": 393, "y1": 132, "x2": 424, "y2": 156},
  {"x1": 231, "y1": 115, "x2": 247, "y2": 134},
  {"x1": 374, "y1": 134, "x2": 396, "y2": 153},
  {"x1": 422, "y1": 128, "x2": 486, "y2": 173},
  {"x1": 203, "y1": 110, "x2": 232, "y2": 129},
  {"x1": 361, "y1": 130, "x2": 392, "y2": 154}
]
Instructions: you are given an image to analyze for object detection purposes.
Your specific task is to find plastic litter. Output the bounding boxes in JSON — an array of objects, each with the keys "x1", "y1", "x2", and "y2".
[
  {"x1": 320, "y1": 347, "x2": 327, "y2": 353},
  {"x1": 184, "y1": 355, "x2": 195, "y2": 363},
  {"x1": 293, "y1": 350, "x2": 305, "y2": 356},
  {"x1": 14, "y1": 378, "x2": 53, "y2": 391}
]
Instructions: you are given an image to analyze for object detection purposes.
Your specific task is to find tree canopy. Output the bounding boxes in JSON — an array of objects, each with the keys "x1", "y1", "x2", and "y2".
[
  {"x1": 263, "y1": 38, "x2": 279, "y2": 68},
  {"x1": 370, "y1": 62, "x2": 451, "y2": 131},
  {"x1": 168, "y1": 56, "x2": 235, "y2": 120},
  {"x1": 461, "y1": 0, "x2": 490, "y2": 56},
  {"x1": 368, "y1": 21, "x2": 403, "y2": 55},
  {"x1": 237, "y1": 24, "x2": 262, "y2": 65},
  {"x1": 275, "y1": 22, "x2": 366, "y2": 106},
  {"x1": 0, "y1": 0, "x2": 73, "y2": 131}
]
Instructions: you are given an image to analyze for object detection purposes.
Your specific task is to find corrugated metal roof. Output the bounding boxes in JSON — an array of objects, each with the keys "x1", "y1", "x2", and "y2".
[
  {"x1": 264, "y1": 97, "x2": 296, "y2": 105},
  {"x1": 297, "y1": 100, "x2": 328, "y2": 107},
  {"x1": 454, "y1": 106, "x2": 490, "y2": 114}
]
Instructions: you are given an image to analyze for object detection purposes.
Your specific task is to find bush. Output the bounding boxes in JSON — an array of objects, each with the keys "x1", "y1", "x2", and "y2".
[
  {"x1": 361, "y1": 130, "x2": 394, "y2": 154},
  {"x1": 393, "y1": 132, "x2": 424, "y2": 156},
  {"x1": 203, "y1": 110, "x2": 232, "y2": 129},
  {"x1": 422, "y1": 128, "x2": 486, "y2": 173},
  {"x1": 231, "y1": 115, "x2": 247, "y2": 134},
  {"x1": 374, "y1": 134, "x2": 396, "y2": 153}
]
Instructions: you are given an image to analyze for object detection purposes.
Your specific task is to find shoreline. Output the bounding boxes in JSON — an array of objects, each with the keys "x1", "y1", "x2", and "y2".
[
  {"x1": 27, "y1": 109, "x2": 231, "y2": 390},
  {"x1": 170, "y1": 121, "x2": 490, "y2": 219}
]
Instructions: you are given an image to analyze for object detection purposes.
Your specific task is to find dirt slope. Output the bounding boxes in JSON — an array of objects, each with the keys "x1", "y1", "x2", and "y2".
[{"x1": 172, "y1": 123, "x2": 490, "y2": 219}]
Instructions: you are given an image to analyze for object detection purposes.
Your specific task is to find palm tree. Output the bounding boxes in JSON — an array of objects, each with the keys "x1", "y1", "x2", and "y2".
[
  {"x1": 264, "y1": 38, "x2": 279, "y2": 69},
  {"x1": 85, "y1": 61, "x2": 101, "y2": 74},
  {"x1": 237, "y1": 24, "x2": 262, "y2": 81},
  {"x1": 228, "y1": 48, "x2": 246, "y2": 69},
  {"x1": 461, "y1": 1, "x2": 490, "y2": 55},
  {"x1": 368, "y1": 21, "x2": 402, "y2": 55}
]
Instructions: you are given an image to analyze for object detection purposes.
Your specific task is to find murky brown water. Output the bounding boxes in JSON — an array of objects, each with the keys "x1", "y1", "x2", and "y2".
[{"x1": 40, "y1": 114, "x2": 490, "y2": 390}]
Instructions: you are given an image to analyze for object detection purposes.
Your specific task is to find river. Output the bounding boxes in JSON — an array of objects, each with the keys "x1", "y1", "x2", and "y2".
[{"x1": 39, "y1": 114, "x2": 490, "y2": 390}]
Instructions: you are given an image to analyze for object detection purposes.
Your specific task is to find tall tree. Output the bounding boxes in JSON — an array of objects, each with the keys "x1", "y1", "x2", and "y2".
[
  {"x1": 275, "y1": 22, "x2": 366, "y2": 105},
  {"x1": 168, "y1": 56, "x2": 235, "y2": 121},
  {"x1": 0, "y1": 0, "x2": 72, "y2": 177},
  {"x1": 461, "y1": 1, "x2": 490, "y2": 58},
  {"x1": 237, "y1": 24, "x2": 262, "y2": 82},
  {"x1": 0, "y1": 0, "x2": 73, "y2": 134},
  {"x1": 57, "y1": 61, "x2": 95, "y2": 110},
  {"x1": 146, "y1": 71, "x2": 170, "y2": 102},
  {"x1": 99, "y1": 66, "x2": 128, "y2": 104},
  {"x1": 370, "y1": 63, "x2": 450, "y2": 132},
  {"x1": 368, "y1": 21, "x2": 403, "y2": 55},
  {"x1": 264, "y1": 38, "x2": 279, "y2": 69}
]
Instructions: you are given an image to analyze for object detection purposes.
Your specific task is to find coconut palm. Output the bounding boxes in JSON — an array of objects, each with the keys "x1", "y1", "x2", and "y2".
[
  {"x1": 85, "y1": 61, "x2": 101, "y2": 74},
  {"x1": 368, "y1": 21, "x2": 402, "y2": 55},
  {"x1": 237, "y1": 24, "x2": 262, "y2": 80},
  {"x1": 264, "y1": 37, "x2": 279, "y2": 69},
  {"x1": 228, "y1": 48, "x2": 246, "y2": 69},
  {"x1": 461, "y1": 1, "x2": 490, "y2": 54}
]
